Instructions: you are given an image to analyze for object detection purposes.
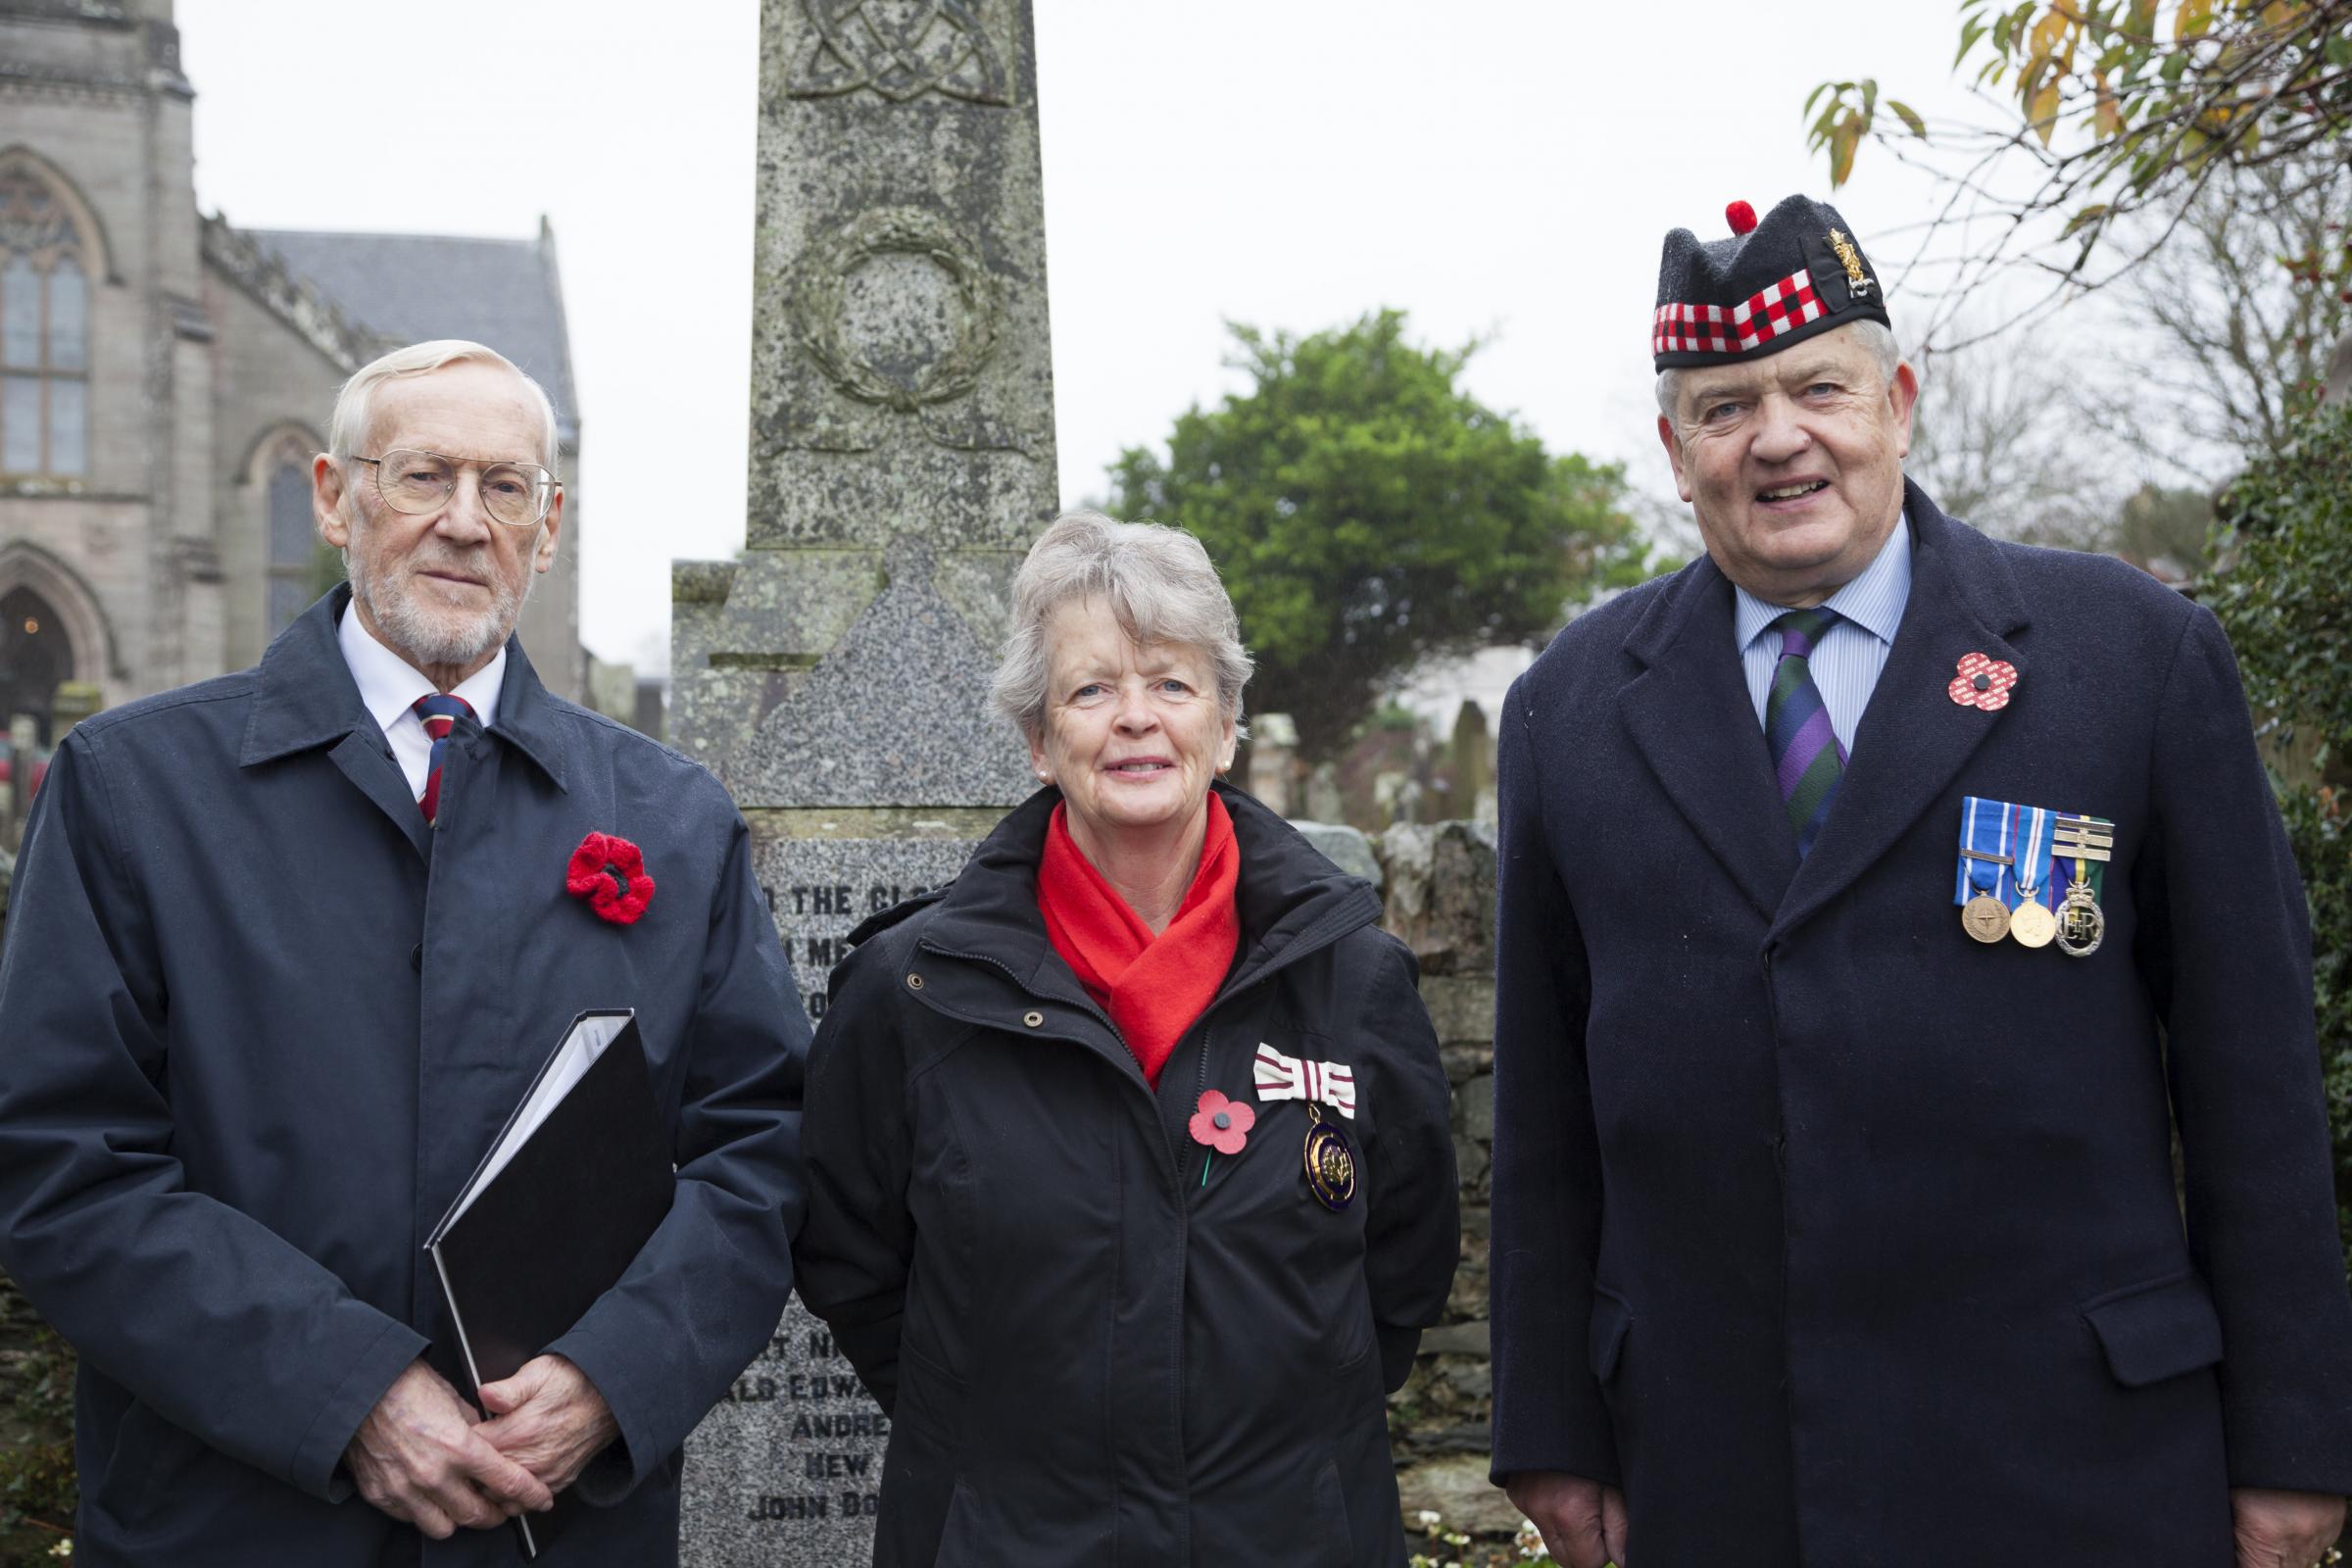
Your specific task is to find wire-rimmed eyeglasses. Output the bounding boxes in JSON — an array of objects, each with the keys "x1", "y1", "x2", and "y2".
[{"x1": 352, "y1": 448, "x2": 561, "y2": 529}]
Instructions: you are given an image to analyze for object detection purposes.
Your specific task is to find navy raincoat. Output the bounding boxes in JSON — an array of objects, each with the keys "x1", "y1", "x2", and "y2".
[{"x1": 0, "y1": 587, "x2": 808, "y2": 1566}]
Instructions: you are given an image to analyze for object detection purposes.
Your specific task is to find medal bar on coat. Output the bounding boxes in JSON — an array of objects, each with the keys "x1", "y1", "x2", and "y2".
[
  {"x1": 1301, "y1": 1103, "x2": 1357, "y2": 1211},
  {"x1": 1956, "y1": 796, "x2": 2015, "y2": 944},
  {"x1": 2008, "y1": 804, "x2": 2059, "y2": 949},
  {"x1": 2052, "y1": 814, "x2": 2113, "y2": 958}
]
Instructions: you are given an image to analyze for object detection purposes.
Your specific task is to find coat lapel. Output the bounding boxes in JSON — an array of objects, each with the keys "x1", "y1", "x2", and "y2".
[
  {"x1": 241, "y1": 587, "x2": 432, "y2": 861},
  {"x1": 1616, "y1": 557, "x2": 1802, "y2": 924},
  {"x1": 329, "y1": 732, "x2": 433, "y2": 860},
  {"x1": 487, "y1": 640, "x2": 571, "y2": 796},
  {"x1": 1768, "y1": 484, "x2": 2031, "y2": 943}
]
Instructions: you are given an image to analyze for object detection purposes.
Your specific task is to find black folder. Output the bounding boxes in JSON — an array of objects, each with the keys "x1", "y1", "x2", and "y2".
[{"x1": 425, "y1": 1008, "x2": 674, "y2": 1559}]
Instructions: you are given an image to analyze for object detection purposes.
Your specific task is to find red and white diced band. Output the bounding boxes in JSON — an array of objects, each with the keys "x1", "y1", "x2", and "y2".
[{"x1": 1652, "y1": 266, "x2": 1826, "y2": 358}]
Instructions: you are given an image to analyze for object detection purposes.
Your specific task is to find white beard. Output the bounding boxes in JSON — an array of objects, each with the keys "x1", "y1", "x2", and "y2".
[{"x1": 346, "y1": 540, "x2": 532, "y2": 670}]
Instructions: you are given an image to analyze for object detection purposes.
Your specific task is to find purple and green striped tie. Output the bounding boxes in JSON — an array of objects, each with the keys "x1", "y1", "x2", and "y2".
[{"x1": 1765, "y1": 607, "x2": 1846, "y2": 858}]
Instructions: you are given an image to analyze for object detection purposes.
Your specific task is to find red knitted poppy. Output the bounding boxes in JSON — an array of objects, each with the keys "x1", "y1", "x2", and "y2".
[{"x1": 565, "y1": 832, "x2": 656, "y2": 926}]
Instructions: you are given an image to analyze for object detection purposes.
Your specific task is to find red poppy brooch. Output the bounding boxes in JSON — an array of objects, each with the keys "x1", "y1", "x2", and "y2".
[
  {"x1": 1189, "y1": 1090, "x2": 1254, "y2": 1155},
  {"x1": 1947, "y1": 651, "x2": 2019, "y2": 712},
  {"x1": 565, "y1": 832, "x2": 655, "y2": 926}
]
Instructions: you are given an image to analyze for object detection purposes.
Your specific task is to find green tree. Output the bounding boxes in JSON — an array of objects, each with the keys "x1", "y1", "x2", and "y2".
[
  {"x1": 2109, "y1": 480, "x2": 2217, "y2": 568},
  {"x1": 2201, "y1": 397, "x2": 2352, "y2": 1278},
  {"x1": 1105, "y1": 311, "x2": 1649, "y2": 764}
]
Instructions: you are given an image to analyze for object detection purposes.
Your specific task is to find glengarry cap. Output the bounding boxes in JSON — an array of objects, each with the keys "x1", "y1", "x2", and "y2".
[{"x1": 1652, "y1": 194, "x2": 1890, "y2": 369}]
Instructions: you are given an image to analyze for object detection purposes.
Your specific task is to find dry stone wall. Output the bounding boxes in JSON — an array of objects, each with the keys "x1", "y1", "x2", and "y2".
[{"x1": 1362, "y1": 819, "x2": 1517, "y2": 1540}]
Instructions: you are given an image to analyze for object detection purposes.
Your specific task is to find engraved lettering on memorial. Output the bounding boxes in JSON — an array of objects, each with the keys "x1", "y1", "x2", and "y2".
[
  {"x1": 728, "y1": 1325, "x2": 890, "y2": 1526},
  {"x1": 783, "y1": 881, "x2": 943, "y2": 1016},
  {"x1": 786, "y1": 0, "x2": 1011, "y2": 105}
]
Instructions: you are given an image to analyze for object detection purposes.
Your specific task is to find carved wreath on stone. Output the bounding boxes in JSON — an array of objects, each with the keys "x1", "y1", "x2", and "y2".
[
  {"x1": 787, "y1": 0, "x2": 1010, "y2": 106},
  {"x1": 795, "y1": 207, "x2": 1001, "y2": 414}
]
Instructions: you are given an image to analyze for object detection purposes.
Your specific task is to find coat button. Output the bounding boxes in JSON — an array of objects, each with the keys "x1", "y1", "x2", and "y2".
[
  {"x1": 1022, "y1": 1010, "x2": 1043, "y2": 1028},
  {"x1": 410, "y1": 944, "x2": 422, "y2": 972},
  {"x1": 906, "y1": 974, "x2": 924, "y2": 991}
]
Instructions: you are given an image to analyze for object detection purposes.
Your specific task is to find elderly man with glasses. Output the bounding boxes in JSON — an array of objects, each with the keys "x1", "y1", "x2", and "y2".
[{"x1": 0, "y1": 340, "x2": 808, "y2": 1566}]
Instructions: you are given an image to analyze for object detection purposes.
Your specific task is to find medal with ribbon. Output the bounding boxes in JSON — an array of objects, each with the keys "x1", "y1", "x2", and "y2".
[
  {"x1": 2052, "y1": 813, "x2": 2114, "y2": 957},
  {"x1": 1254, "y1": 1043, "x2": 1358, "y2": 1211},
  {"x1": 1954, "y1": 795, "x2": 2015, "y2": 944},
  {"x1": 1300, "y1": 1104, "x2": 1357, "y2": 1211},
  {"x1": 1252, "y1": 1043, "x2": 1356, "y2": 1118},
  {"x1": 2007, "y1": 803, "x2": 2059, "y2": 949}
]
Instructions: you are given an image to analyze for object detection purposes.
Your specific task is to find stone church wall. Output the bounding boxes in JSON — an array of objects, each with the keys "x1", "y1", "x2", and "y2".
[
  {"x1": 202, "y1": 269, "x2": 348, "y2": 667},
  {"x1": 0, "y1": 34, "x2": 174, "y2": 708}
]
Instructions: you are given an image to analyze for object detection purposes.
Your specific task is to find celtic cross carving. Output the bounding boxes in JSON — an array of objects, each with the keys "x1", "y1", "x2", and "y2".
[{"x1": 786, "y1": 0, "x2": 1010, "y2": 106}]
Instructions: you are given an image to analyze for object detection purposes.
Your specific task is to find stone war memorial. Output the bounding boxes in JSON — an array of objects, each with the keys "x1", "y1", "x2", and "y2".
[
  {"x1": 666, "y1": 2, "x2": 1503, "y2": 1559},
  {"x1": 667, "y1": 0, "x2": 1055, "y2": 1560}
]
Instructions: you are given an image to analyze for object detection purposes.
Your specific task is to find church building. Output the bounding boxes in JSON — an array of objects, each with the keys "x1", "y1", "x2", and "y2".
[{"x1": 0, "y1": 0, "x2": 586, "y2": 747}]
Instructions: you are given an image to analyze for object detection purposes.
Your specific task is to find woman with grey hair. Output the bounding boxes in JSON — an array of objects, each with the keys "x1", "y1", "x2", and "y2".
[{"x1": 793, "y1": 511, "x2": 1460, "y2": 1567}]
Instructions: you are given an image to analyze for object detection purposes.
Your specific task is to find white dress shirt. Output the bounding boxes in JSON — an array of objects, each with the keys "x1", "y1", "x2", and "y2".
[
  {"x1": 1734, "y1": 514, "x2": 1914, "y2": 759},
  {"x1": 336, "y1": 603, "x2": 506, "y2": 802}
]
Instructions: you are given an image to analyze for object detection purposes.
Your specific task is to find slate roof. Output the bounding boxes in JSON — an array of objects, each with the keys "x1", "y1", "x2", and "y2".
[{"x1": 247, "y1": 225, "x2": 580, "y2": 447}]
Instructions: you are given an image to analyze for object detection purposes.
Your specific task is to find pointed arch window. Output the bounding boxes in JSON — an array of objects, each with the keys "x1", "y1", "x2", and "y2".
[
  {"x1": 267, "y1": 450, "x2": 317, "y2": 633},
  {"x1": 0, "y1": 164, "x2": 91, "y2": 479}
]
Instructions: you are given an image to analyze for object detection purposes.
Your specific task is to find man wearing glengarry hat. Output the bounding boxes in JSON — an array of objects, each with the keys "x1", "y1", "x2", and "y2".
[{"x1": 1486, "y1": 195, "x2": 2352, "y2": 1566}]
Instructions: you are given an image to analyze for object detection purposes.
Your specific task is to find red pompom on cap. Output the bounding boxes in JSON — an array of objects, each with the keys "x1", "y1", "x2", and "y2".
[{"x1": 1726, "y1": 200, "x2": 1759, "y2": 236}]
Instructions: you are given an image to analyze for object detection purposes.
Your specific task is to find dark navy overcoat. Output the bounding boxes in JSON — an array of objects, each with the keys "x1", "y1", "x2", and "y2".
[
  {"x1": 1488, "y1": 485, "x2": 2352, "y2": 1563},
  {"x1": 0, "y1": 588, "x2": 808, "y2": 1567}
]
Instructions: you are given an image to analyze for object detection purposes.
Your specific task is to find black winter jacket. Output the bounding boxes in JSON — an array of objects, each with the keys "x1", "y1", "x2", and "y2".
[{"x1": 794, "y1": 783, "x2": 1459, "y2": 1567}]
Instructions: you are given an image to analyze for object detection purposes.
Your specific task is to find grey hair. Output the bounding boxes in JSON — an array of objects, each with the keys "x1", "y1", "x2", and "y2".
[
  {"x1": 1654, "y1": 318, "x2": 1902, "y2": 420},
  {"x1": 329, "y1": 339, "x2": 561, "y2": 471},
  {"x1": 990, "y1": 510, "x2": 1253, "y2": 741}
]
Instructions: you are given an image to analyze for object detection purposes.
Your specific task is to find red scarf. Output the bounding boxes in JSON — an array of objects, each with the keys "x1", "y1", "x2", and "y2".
[{"x1": 1036, "y1": 794, "x2": 1241, "y2": 1086}]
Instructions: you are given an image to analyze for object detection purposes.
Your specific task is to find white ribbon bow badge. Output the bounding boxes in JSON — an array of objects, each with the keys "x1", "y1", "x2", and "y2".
[{"x1": 1253, "y1": 1042, "x2": 1356, "y2": 1119}]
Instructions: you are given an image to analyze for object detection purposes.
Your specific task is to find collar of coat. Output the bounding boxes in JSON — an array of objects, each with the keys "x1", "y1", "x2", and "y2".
[
  {"x1": 858, "y1": 779, "x2": 1385, "y2": 1006},
  {"x1": 237, "y1": 583, "x2": 571, "y2": 794},
  {"x1": 1613, "y1": 477, "x2": 2030, "y2": 938}
]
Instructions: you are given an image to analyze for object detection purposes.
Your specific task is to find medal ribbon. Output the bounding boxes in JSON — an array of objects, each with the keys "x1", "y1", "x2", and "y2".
[
  {"x1": 1253, "y1": 1043, "x2": 1357, "y2": 1119},
  {"x1": 1954, "y1": 795, "x2": 2014, "y2": 906},
  {"x1": 2062, "y1": 813, "x2": 2114, "y2": 898},
  {"x1": 2009, "y1": 803, "x2": 2057, "y2": 913}
]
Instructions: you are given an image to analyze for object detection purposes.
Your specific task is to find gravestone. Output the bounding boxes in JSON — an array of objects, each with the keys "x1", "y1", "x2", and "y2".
[
  {"x1": 668, "y1": 0, "x2": 1057, "y2": 1562},
  {"x1": 1247, "y1": 711, "x2": 1299, "y2": 816},
  {"x1": 1447, "y1": 699, "x2": 1494, "y2": 826}
]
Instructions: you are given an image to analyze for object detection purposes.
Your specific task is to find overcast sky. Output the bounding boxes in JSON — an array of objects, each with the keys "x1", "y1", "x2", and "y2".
[{"x1": 177, "y1": 1, "x2": 1980, "y2": 673}]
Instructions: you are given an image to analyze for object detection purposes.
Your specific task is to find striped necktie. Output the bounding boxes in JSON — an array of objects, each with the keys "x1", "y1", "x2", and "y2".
[
  {"x1": 1764, "y1": 607, "x2": 1846, "y2": 858},
  {"x1": 413, "y1": 693, "x2": 475, "y2": 826}
]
